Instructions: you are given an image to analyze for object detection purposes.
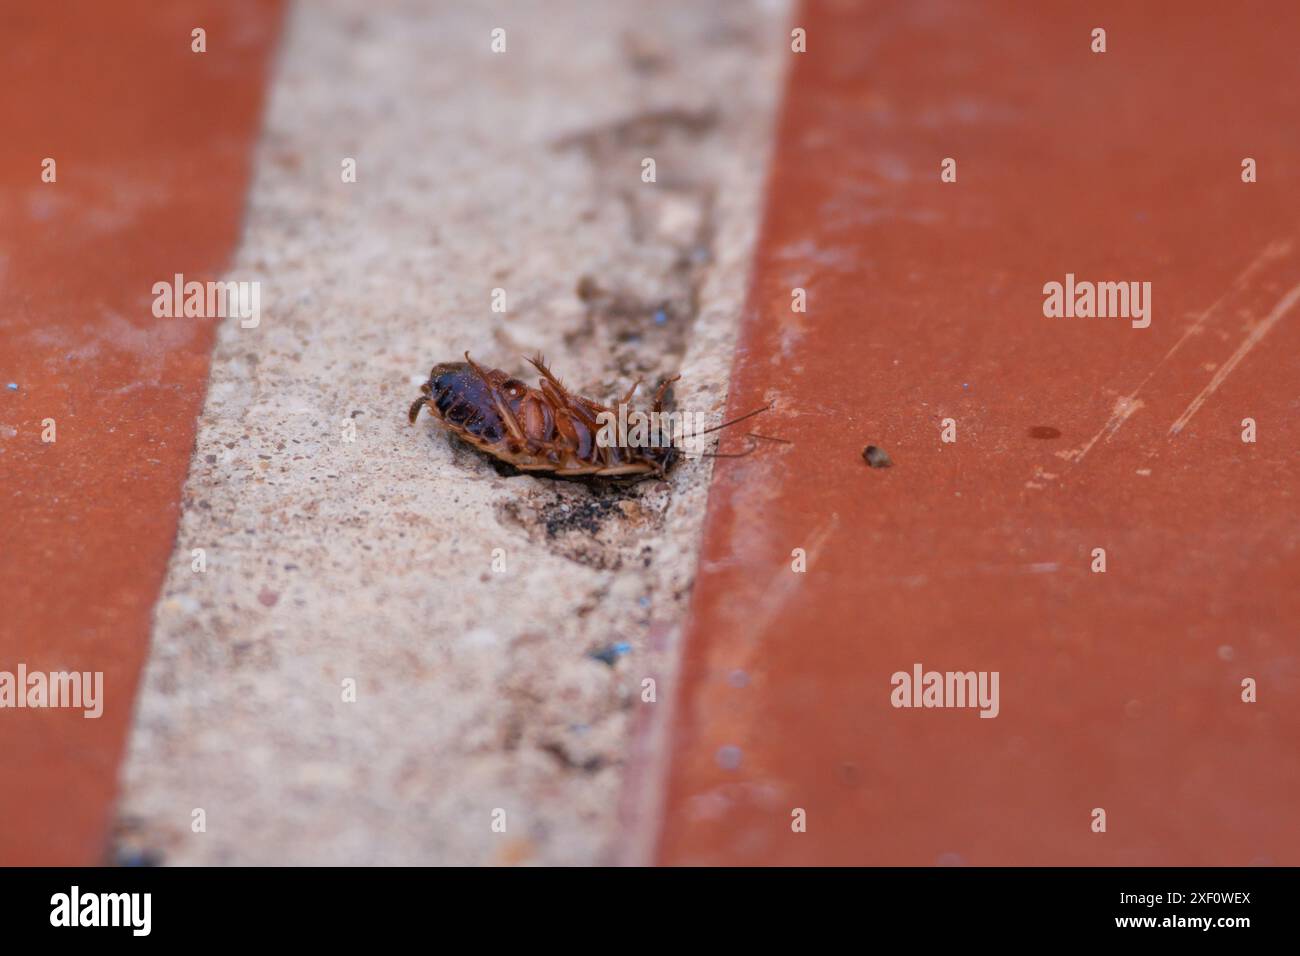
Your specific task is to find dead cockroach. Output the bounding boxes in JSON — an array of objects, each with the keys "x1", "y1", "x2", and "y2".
[{"x1": 407, "y1": 352, "x2": 771, "y2": 480}]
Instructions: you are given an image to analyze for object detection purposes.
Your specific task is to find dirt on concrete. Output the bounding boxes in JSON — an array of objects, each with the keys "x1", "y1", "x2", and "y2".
[{"x1": 116, "y1": 0, "x2": 788, "y2": 865}]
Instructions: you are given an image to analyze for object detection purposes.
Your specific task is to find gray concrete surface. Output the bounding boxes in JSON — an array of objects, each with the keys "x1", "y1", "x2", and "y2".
[{"x1": 117, "y1": 0, "x2": 788, "y2": 864}]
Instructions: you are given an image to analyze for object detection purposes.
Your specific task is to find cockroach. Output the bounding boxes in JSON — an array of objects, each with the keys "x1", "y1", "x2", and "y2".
[{"x1": 407, "y1": 352, "x2": 771, "y2": 480}]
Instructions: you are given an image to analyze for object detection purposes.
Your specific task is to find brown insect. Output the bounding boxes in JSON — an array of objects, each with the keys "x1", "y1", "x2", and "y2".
[{"x1": 407, "y1": 353, "x2": 770, "y2": 480}]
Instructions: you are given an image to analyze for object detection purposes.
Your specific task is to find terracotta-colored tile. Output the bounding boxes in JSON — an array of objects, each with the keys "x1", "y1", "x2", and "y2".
[
  {"x1": 657, "y1": 0, "x2": 1300, "y2": 865},
  {"x1": 0, "y1": 0, "x2": 284, "y2": 864}
]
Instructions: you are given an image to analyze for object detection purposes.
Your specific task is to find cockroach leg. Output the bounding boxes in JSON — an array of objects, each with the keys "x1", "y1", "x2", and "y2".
[
  {"x1": 538, "y1": 378, "x2": 573, "y2": 413},
  {"x1": 594, "y1": 464, "x2": 656, "y2": 477},
  {"x1": 652, "y1": 374, "x2": 681, "y2": 414},
  {"x1": 525, "y1": 353, "x2": 566, "y2": 390},
  {"x1": 462, "y1": 351, "x2": 493, "y2": 385},
  {"x1": 492, "y1": 393, "x2": 528, "y2": 446},
  {"x1": 618, "y1": 379, "x2": 642, "y2": 405}
]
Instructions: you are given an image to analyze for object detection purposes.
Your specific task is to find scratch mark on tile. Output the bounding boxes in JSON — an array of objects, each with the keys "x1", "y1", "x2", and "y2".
[
  {"x1": 1169, "y1": 278, "x2": 1300, "y2": 436},
  {"x1": 1060, "y1": 240, "x2": 1291, "y2": 466},
  {"x1": 1060, "y1": 395, "x2": 1146, "y2": 464},
  {"x1": 749, "y1": 512, "x2": 840, "y2": 633}
]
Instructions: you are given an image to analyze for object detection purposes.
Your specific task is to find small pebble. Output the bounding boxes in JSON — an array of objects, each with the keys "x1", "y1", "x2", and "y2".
[
  {"x1": 862, "y1": 445, "x2": 892, "y2": 468},
  {"x1": 588, "y1": 642, "x2": 632, "y2": 666},
  {"x1": 113, "y1": 848, "x2": 162, "y2": 867},
  {"x1": 5, "y1": 383, "x2": 17, "y2": 391},
  {"x1": 715, "y1": 745, "x2": 743, "y2": 771}
]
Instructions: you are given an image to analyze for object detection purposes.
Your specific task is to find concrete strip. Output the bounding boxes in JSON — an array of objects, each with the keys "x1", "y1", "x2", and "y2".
[{"x1": 117, "y1": 0, "x2": 788, "y2": 865}]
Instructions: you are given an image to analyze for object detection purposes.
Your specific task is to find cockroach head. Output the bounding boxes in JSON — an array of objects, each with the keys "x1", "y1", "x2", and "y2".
[
  {"x1": 411, "y1": 362, "x2": 476, "y2": 423},
  {"x1": 425, "y1": 361, "x2": 472, "y2": 392}
]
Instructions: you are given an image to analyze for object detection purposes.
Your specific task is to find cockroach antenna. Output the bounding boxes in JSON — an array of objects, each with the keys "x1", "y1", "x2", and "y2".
[
  {"x1": 697, "y1": 404, "x2": 785, "y2": 458},
  {"x1": 697, "y1": 402, "x2": 774, "y2": 435}
]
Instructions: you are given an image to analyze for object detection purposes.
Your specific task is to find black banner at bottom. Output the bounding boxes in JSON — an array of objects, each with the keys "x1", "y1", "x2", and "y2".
[{"x1": 0, "y1": 866, "x2": 1287, "y2": 942}]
